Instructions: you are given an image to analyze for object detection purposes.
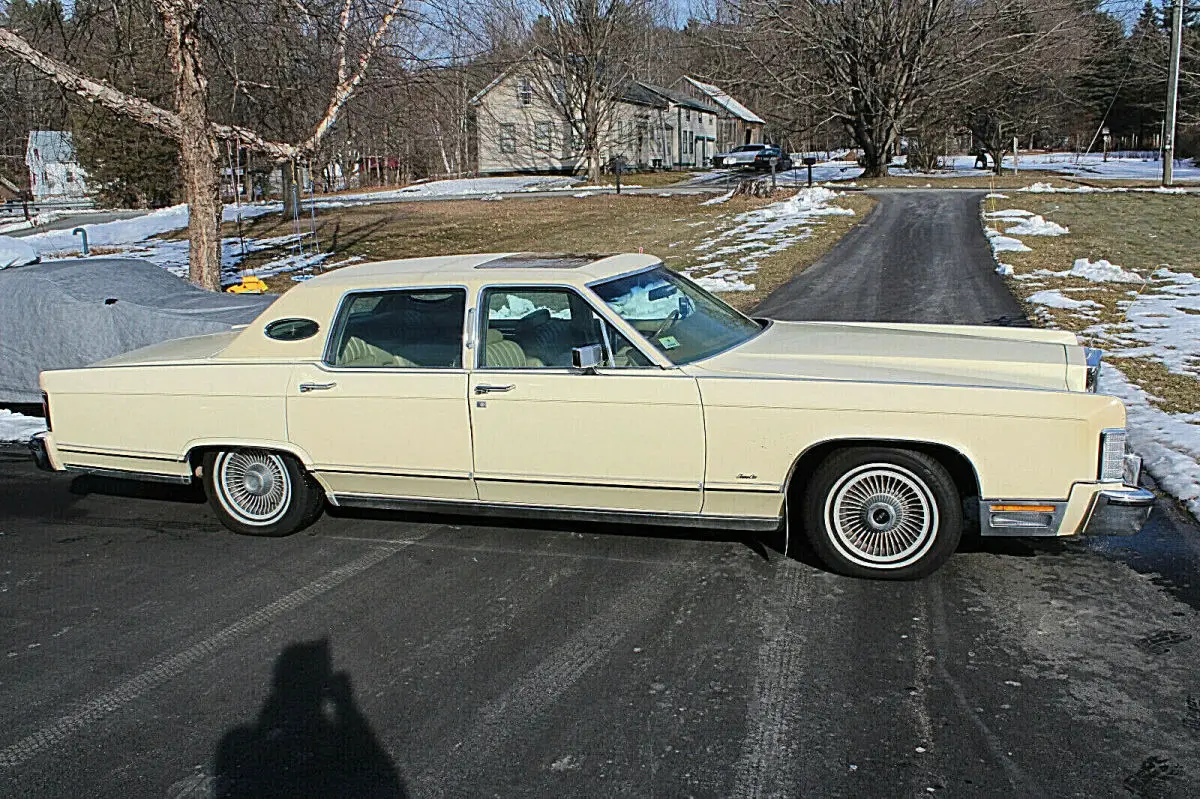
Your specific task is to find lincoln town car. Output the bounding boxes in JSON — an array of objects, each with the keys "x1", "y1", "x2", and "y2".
[{"x1": 30, "y1": 253, "x2": 1153, "y2": 579}]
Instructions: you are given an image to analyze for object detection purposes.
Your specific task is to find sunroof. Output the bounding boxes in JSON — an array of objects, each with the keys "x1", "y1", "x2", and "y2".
[{"x1": 475, "y1": 253, "x2": 612, "y2": 269}]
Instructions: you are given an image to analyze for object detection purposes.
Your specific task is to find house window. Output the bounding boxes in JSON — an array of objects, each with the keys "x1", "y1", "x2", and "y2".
[
  {"x1": 518, "y1": 77, "x2": 533, "y2": 106},
  {"x1": 534, "y1": 121, "x2": 553, "y2": 151},
  {"x1": 685, "y1": 109, "x2": 691, "y2": 121},
  {"x1": 552, "y1": 77, "x2": 567, "y2": 104},
  {"x1": 499, "y1": 124, "x2": 517, "y2": 154}
]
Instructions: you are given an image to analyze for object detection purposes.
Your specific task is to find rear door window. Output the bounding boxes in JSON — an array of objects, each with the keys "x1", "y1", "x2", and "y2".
[{"x1": 327, "y1": 289, "x2": 466, "y2": 369}]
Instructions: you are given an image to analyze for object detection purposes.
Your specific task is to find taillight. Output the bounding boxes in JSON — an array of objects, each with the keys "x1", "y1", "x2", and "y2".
[{"x1": 42, "y1": 392, "x2": 51, "y2": 431}]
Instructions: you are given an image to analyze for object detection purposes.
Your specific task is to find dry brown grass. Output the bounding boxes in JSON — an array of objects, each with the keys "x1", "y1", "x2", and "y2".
[
  {"x1": 222, "y1": 191, "x2": 874, "y2": 308},
  {"x1": 990, "y1": 192, "x2": 1200, "y2": 410}
]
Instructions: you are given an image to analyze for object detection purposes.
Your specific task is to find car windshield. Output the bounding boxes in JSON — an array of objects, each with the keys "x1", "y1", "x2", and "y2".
[{"x1": 590, "y1": 266, "x2": 764, "y2": 365}]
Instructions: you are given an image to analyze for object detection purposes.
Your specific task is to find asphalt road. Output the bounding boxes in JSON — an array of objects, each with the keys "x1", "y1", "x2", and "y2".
[{"x1": 3, "y1": 190, "x2": 1200, "y2": 797}]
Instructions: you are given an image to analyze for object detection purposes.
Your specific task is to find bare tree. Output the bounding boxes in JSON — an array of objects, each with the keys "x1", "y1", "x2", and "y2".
[
  {"x1": 0, "y1": 0, "x2": 404, "y2": 290},
  {"x1": 525, "y1": 0, "x2": 650, "y2": 180},
  {"x1": 709, "y1": 0, "x2": 1091, "y2": 177}
]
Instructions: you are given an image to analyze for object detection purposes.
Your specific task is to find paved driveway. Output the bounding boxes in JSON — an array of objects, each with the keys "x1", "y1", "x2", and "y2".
[{"x1": 1, "y1": 191, "x2": 1198, "y2": 797}]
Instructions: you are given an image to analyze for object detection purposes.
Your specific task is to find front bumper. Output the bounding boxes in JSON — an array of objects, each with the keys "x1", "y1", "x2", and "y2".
[
  {"x1": 1079, "y1": 487, "x2": 1155, "y2": 536},
  {"x1": 980, "y1": 454, "x2": 1153, "y2": 538}
]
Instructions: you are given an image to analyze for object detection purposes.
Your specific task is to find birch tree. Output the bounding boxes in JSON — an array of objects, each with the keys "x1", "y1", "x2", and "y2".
[{"x1": 0, "y1": 0, "x2": 404, "y2": 290}]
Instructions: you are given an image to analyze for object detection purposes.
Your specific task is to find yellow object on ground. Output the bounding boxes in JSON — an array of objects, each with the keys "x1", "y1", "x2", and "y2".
[{"x1": 226, "y1": 276, "x2": 268, "y2": 294}]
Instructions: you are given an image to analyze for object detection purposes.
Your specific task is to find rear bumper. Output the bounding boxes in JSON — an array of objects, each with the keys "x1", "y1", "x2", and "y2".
[{"x1": 29, "y1": 431, "x2": 60, "y2": 472}]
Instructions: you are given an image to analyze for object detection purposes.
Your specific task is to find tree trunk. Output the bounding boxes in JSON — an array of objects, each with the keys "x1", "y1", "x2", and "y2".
[
  {"x1": 281, "y1": 162, "x2": 300, "y2": 219},
  {"x1": 180, "y1": 134, "x2": 222, "y2": 290},
  {"x1": 157, "y1": 0, "x2": 222, "y2": 291}
]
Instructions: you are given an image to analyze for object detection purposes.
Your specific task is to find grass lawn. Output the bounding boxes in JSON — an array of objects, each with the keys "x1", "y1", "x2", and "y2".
[
  {"x1": 229, "y1": 191, "x2": 876, "y2": 311},
  {"x1": 987, "y1": 192, "x2": 1200, "y2": 411}
]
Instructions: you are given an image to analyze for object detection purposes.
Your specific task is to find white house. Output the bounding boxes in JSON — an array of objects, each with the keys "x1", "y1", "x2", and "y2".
[
  {"x1": 26, "y1": 131, "x2": 90, "y2": 201},
  {"x1": 470, "y1": 61, "x2": 755, "y2": 175}
]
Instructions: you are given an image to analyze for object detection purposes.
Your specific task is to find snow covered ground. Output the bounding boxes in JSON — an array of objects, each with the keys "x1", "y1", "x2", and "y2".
[
  {"x1": 985, "y1": 200, "x2": 1200, "y2": 520},
  {"x1": 317, "y1": 175, "x2": 576, "y2": 205},
  {"x1": 777, "y1": 152, "x2": 1200, "y2": 184},
  {"x1": 684, "y1": 187, "x2": 855, "y2": 292},
  {"x1": 0, "y1": 410, "x2": 45, "y2": 443}
]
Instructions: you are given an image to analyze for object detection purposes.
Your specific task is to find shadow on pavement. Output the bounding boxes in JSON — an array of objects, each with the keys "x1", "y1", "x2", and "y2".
[{"x1": 214, "y1": 638, "x2": 406, "y2": 798}]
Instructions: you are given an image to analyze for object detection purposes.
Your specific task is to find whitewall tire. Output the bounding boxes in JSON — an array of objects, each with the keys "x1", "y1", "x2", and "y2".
[{"x1": 202, "y1": 449, "x2": 324, "y2": 537}]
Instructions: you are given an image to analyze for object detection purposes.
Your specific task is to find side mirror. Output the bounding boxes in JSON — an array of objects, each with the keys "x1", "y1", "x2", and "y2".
[{"x1": 572, "y1": 344, "x2": 604, "y2": 372}]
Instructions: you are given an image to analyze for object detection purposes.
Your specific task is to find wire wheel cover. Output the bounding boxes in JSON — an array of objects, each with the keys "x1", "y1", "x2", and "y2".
[
  {"x1": 216, "y1": 450, "x2": 292, "y2": 525},
  {"x1": 825, "y1": 463, "x2": 939, "y2": 567}
]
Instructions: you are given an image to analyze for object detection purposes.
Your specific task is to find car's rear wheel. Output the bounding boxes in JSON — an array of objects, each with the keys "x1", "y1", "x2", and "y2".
[
  {"x1": 202, "y1": 449, "x2": 324, "y2": 537},
  {"x1": 802, "y1": 448, "x2": 961, "y2": 580}
]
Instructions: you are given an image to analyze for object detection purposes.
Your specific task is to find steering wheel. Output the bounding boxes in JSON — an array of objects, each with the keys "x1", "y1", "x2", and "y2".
[{"x1": 650, "y1": 310, "x2": 680, "y2": 341}]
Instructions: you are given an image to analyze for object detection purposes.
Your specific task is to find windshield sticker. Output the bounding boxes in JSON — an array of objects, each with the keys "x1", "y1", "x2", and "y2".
[{"x1": 658, "y1": 335, "x2": 680, "y2": 350}]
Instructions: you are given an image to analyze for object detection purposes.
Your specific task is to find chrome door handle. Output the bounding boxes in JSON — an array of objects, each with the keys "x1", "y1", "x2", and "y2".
[
  {"x1": 299, "y1": 381, "x2": 337, "y2": 393},
  {"x1": 474, "y1": 384, "x2": 515, "y2": 395}
]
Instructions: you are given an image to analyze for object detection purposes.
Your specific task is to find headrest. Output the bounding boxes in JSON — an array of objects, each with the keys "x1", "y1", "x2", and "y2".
[{"x1": 516, "y1": 307, "x2": 552, "y2": 332}]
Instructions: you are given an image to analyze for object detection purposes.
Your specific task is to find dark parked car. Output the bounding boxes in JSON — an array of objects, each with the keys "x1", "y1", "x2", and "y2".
[{"x1": 713, "y1": 144, "x2": 792, "y2": 172}]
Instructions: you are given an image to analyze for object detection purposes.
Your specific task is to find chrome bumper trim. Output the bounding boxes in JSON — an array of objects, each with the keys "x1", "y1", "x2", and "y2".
[
  {"x1": 63, "y1": 465, "x2": 193, "y2": 485},
  {"x1": 29, "y1": 432, "x2": 55, "y2": 472},
  {"x1": 1080, "y1": 488, "x2": 1155, "y2": 537}
]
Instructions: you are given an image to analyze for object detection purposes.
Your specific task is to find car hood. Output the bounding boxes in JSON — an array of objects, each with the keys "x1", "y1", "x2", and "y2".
[{"x1": 690, "y1": 320, "x2": 1084, "y2": 391}]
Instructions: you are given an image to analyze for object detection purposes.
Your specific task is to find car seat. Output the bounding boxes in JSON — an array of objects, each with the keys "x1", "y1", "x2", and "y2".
[
  {"x1": 484, "y1": 329, "x2": 543, "y2": 368},
  {"x1": 338, "y1": 335, "x2": 415, "y2": 368}
]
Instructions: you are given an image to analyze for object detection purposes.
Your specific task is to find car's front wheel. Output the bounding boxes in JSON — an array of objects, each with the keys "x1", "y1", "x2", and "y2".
[
  {"x1": 202, "y1": 449, "x2": 324, "y2": 537},
  {"x1": 802, "y1": 448, "x2": 962, "y2": 580}
]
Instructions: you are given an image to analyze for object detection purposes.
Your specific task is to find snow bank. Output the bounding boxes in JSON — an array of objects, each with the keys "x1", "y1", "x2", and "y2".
[
  {"x1": 1005, "y1": 215, "x2": 1069, "y2": 236},
  {"x1": 1100, "y1": 367, "x2": 1200, "y2": 521},
  {"x1": 0, "y1": 410, "x2": 47, "y2": 442},
  {"x1": 1027, "y1": 289, "x2": 1099, "y2": 310},
  {"x1": 326, "y1": 176, "x2": 575, "y2": 204},
  {"x1": 0, "y1": 236, "x2": 39, "y2": 268},
  {"x1": 1067, "y1": 258, "x2": 1143, "y2": 283}
]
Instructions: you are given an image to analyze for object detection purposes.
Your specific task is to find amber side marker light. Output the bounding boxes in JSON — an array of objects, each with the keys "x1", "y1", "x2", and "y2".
[{"x1": 990, "y1": 504, "x2": 1057, "y2": 513}]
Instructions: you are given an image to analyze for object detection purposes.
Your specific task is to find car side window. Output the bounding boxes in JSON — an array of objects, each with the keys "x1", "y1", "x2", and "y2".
[
  {"x1": 327, "y1": 288, "x2": 466, "y2": 369},
  {"x1": 478, "y1": 287, "x2": 652, "y2": 369}
]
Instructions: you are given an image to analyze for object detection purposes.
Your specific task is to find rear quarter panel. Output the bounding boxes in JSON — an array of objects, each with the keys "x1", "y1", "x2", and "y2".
[{"x1": 42, "y1": 363, "x2": 294, "y2": 462}]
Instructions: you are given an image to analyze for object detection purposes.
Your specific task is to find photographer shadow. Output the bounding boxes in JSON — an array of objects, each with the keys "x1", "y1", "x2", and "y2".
[{"x1": 214, "y1": 639, "x2": 406, "y2": 799}]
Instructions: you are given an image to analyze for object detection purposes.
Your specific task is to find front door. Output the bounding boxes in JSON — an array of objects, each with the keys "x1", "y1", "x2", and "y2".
[
  {"x1": 469, "y1": 286, "x2": 705, "y2": 514},
  {"x1": 287, "y1": 287, "x2": 475, "y2": 503}
]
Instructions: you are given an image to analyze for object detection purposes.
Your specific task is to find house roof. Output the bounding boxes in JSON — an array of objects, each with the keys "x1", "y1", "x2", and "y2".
[
  {"x1": 26, "y1": 131, "x2": 78, "y2": 163},
  {"x1": 617, "y1": 82, "x2": 668, "y2": 109},
  {"x1": 680, "y1": 78, "x2": 765, "y2": 124},
  {"x1": 636, "y1": 82, "x2": 722, "y2": 115}
]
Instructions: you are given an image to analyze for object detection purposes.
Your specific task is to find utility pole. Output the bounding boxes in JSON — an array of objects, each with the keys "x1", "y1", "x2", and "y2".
[{"x1": 1164, "y1": 0, "x2": 1184, "y2": 186}]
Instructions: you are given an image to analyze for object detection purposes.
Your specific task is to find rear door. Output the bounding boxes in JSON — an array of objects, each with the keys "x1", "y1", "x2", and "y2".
[{"x1": 287, "y1": 287, "x2": 475, "y2": 503}]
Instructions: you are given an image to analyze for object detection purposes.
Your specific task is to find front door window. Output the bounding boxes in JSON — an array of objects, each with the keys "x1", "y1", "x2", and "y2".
[{"x1": 478, "y1": 287, "x2": 652, "y2": 369}]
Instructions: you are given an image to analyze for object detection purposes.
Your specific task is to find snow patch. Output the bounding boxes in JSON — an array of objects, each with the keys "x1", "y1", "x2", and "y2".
[
  {"x1": 1027, "y1": 289, "x2": 1100, "y2": 310},
  {"x1": 1100, "y1": 367, "x2": 1200, "y2": 521},
  {"x1": 995, "y1": 263, "x2": 1015, "y2": 277},
  {"x1": 0, "y1": 410, "x2": 46, "y2": 442},
  {"x1": 986, "y1": 231, "x2": 1032, "y2": 253},
  {"x1": 985, "y1": 209, "x2": 1034, "y2": 219},
  {"x1": 1004, "y1": 215, "x2": 1069, "y2": 236},
  {"x1": 700, "y1": 190, "x2": 735, "y2": 206},
  {"x1": 686, "y1": 187, "x2": 854, "y2": 292},
  {"x1": 1067, "y1": 258, "x2": 1143, "y2": 283}
]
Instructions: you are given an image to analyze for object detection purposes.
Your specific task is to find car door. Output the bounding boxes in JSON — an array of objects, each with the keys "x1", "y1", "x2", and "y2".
[
  {"x1": 287, "y1": 287, "x2": 476, "y2": 503},
  {"x1": 469, "y1": 285, "x2": 705, "y2": 514}
]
